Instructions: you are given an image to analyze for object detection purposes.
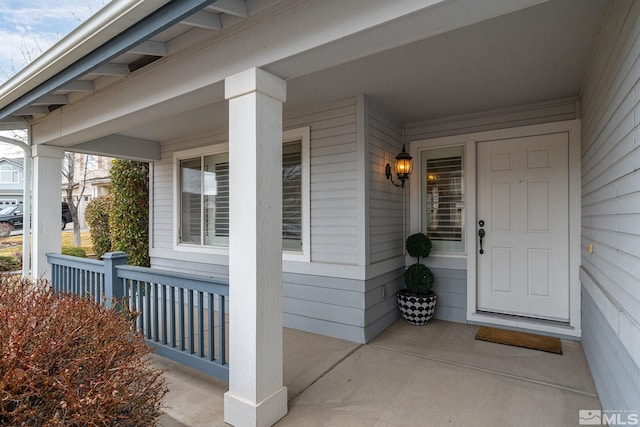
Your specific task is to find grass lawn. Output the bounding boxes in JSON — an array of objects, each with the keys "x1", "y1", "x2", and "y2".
[{"x1": 0, "y1": 230, "x2": 94, "y2": 257}]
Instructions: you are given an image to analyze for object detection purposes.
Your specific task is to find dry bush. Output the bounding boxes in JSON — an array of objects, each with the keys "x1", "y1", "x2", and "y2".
[
  {"x1": 0, "y1": 222, "x2": 13, "y2": 238},
  {"x1": 0, "y1": 277, "x2": 167, "y2": 426}
]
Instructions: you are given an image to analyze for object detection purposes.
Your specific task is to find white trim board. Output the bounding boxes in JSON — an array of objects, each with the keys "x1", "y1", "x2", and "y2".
[{"x1": 409, "y1": 120, "x2": 582, "y2": 337}]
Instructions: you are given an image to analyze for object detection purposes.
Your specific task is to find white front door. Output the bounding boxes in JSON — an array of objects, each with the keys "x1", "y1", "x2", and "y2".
[{"x1": 476, "y1": 132, "x2": 569, "y2": 321}]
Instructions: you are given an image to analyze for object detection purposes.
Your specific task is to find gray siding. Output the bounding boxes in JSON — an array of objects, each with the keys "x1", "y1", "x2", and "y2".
[
  {"x1": 579, "y1": 0, "x2": 640, "y2": 412},
  {"x1": 285, "y1": 98, "x2": 359, "y2": 265},
  {"x1": 367, "y1": 102, "x2": 404, "y2": 264},
  {"x1": 363, "y1": 268, "x2": 404, "y2": 341},
  {"x1": 283, "y1": 272, "x2": 367, "y2": 343},
  {"x1": 405, "y1": 97, "x2": 578, "y2": 142},
  {"x1": 431, "y1": 268, "x2": 467, "y2": 324},
  {"x1": 582, "y1": 288, "x2": 640, "y2": 412}
]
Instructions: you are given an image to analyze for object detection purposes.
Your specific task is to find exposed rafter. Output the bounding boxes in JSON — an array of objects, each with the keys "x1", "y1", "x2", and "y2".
[
  {"x1": 128, "y1": 40, "x2": 168, "y2": 56},
  {"x1": 208, "y1": 0, "x2": 247, "y2": 17},
  {"x1": 182, "y1": 10, "x2": 223, "y2": 30},
  {"x1": 55, "y1": 80, "x2": 95, "y2": 92},
  {"x1": 90, "y1": 64, "x2": 131, "y2": 76},
  {"x1": 32, "y1": 95, "x2": 68, "y2": 106},
  {"x1": 13, "y1": 106, "x2": 49, "y2": 116}
]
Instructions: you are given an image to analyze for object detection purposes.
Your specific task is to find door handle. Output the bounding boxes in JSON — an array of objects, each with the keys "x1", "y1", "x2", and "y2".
[{"x1": 478, "y1": 228, "x2": 486, "y2": 255}]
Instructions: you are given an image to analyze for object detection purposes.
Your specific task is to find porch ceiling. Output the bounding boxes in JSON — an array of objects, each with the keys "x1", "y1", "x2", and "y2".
[{"x1": 118, "y1": 0, "x2": 608, "y2": 142}]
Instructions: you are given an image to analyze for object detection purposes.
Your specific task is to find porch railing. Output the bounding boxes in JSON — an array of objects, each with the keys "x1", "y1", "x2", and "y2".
[{"x1": 47, "y1": 252, "x2": 229, "y2": 382}]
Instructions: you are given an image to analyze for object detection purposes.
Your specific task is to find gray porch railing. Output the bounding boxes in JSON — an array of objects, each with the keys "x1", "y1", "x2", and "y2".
[{"x1": 47, "y1": 252, "x2": 229, "y2": 382}]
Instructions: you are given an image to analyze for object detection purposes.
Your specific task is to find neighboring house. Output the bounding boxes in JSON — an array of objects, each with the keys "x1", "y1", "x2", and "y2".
[
  {"x1": 62, "y1": 153, "x2": 112, "y2": 228},
  {"x1": 0, "y1": 157, "x2": 24, "y2": 205},
  {"x1": 0, "y1": 1, "x2": 638, "y2": 425}
]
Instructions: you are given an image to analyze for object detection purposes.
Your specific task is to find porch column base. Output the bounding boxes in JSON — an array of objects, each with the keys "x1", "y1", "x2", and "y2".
[{"x1": 224, "y1": 386, "x2": 288, "y2": 427}]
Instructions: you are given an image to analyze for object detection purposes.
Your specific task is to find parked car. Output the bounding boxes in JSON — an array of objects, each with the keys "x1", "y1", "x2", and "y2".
[{"x1": 0, "y1": 202, "x2": 73, "y2": 231}]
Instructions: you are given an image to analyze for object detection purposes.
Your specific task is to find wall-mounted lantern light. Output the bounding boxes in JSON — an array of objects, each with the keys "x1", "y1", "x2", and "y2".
[{"x1": 385, "y1": 144, "x2": 413, "y2": 188}]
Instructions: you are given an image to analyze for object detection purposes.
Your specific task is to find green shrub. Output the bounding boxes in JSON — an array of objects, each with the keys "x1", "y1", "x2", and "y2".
[
  {"x1": 61, "y1": 246, "x2": 87, "y2": 258},
  {"x1": 404, "y1": 233, "x2": 435, "y2": 296},
  {"x1": 0, "y1": 255, "x2": 20, "y2": 271},
  {"x1": 109, "y1": 160, "x2": 150, "y2": 267},
  {"x1": 85, "y1": 196, "x2": 112, "y2": 257},
  {"x1": 405, "y1": 232, "x2": 432, "y2": 261},
  {"x1": 0, "y1": 277, "x2": 167, "y2": 426},
  {"x1": 404, "y1": 263, "x2": 434, "y2": 295}
]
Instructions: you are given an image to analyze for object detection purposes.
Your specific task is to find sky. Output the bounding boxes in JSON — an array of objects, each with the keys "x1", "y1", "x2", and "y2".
[{"x1": 0, "y1": 0, "x2": 108, "y2": 156}]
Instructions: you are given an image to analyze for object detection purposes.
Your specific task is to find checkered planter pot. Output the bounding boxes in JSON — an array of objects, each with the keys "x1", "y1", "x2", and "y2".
[{"x1": 397, "y1": 290, "x2": 436, "y2": 326}]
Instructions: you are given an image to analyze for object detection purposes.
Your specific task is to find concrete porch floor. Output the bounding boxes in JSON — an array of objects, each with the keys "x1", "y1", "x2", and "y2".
[{"x1": 157, "y1": 319, "x2": 601, "y2": 426}]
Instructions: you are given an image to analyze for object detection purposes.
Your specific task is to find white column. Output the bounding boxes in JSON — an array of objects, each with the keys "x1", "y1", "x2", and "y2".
[
  {"x1": 32, "y1": 144, "x2": 64, "y2": 281},
  {"x1": 223, "y1": 67, "x2": 287, "y2": 427}
]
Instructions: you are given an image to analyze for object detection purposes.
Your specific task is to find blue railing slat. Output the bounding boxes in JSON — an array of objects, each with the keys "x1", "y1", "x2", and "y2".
[
  {"x1": 145, "y1": 282, "x2": 152, "y2": 339},
  {"x1": 188, "y1": 290, "x2": 194, "y2": 355},
  {"x1": 170, "y1": 286, "x2": 176, "y2": 348},
  {"x1": 161, "y1": 285, "x2": 167, "y2": 345},
  {"x1": 47, "y1": 253, "x2": 230, "y2": 383},
  {"x1": 198, "y1": 291, "x2": 204, "y2": 358},
  {"x1": 219, "y1": 295, "x2": 226, "y2": 365},
  {"x1": 208, "y1": 293, "x2": 215, "y2": 362},
  {"x1": 179, "y1": 289, "x2": 185, "y2": 351}
]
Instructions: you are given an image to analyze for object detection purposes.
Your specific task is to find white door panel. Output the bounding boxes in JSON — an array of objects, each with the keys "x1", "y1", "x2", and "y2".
[{"x1": 477, "y1": 132, "x2": 569, "y2": 321}]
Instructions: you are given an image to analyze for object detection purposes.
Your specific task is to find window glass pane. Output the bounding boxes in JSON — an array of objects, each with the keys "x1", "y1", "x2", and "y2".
[
  {"x1": 421, "y1": 146, "x2": 465, "y2": 252},
  {"x1": 203, "y1": 153, "x2": 229, "y2": 246},
  {"x1": 180, "y1": 158, "x2": 202, "y2": 245},
  {"x1": 283, "y1": 140, "x2": 302, "y2": 251}
]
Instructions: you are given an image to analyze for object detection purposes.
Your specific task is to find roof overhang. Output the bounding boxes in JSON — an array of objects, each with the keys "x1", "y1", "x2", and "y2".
[{"x1": 0, "y1": 0, "x2": 234, "y2": 126}]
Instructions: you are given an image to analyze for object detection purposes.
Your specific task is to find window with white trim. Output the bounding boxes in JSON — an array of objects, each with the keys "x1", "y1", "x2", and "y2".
[
  {"x1": 174, "y1": 127, "x2": 310, "y2": 259},
  {"x1": 420, "y1": 146, "x2": 465, "y2": 252},
  {"x1": 0, "y1": 166, "x2": 19, "y2": 184}
]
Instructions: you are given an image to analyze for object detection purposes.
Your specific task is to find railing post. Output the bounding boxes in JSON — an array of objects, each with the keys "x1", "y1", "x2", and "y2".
[{"x1": 103, "y1": 252, "x2": 129, "y2": 309}]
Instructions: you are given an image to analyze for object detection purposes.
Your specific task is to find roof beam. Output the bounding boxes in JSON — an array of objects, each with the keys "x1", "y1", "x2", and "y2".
[
  {"x1": 70, "y1": 134, "x2": 161, "y2": 161},
  {"x1": 0, "y1": 117, "x2": 27, "y2": 130},
  {"x1": 128, "y1": 40, "x2": 168, "y2": 56},
  {"x1": 182, "y1": 10, "x2": 223, "y2": 30},
  {"x1": 32, "y1": 95, "x2": 68, "y2": 106},
  {"x1": 56, "y1": 80, "x2": 95, "y2": 92},
  {"x1": 90, "y1": 63, "x2": 131, "y2": 76},
  {"x1": 208, "y1": 0, "x2": 247, "y2": 17},
  {"x1": 13, "y1": 106, "x2": 50, "y2": 116}
]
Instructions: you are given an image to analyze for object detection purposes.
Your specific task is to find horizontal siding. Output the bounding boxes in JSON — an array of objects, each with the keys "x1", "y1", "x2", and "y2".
[
  {"x1": 285, "y1": 97, "x2": 359, "y2": 265},
  {"x1": 405, "y1": 97, "x2": 578, "y2": 141},
  {"x1": 368, "y1": 102, "x2": 404, "y2": 264},
  {"x1": 582, "y1": 288, "x2": 640, "y2": 412},
  {"x1": 363, "y1": 268, "x2": 404, "y2": 341},
  {"x1": 431, "y1": 267, "x2": 467, "y2": 324},
  {"x1": 283, "y1": 272, "x2": 367, "y2": 343},
  {"x1": 579, "y1": 0, "x2": 640, "y2": 412}
]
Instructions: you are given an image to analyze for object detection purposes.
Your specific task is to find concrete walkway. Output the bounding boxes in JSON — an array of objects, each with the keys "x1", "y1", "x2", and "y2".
[{"x1": 158, "y1": 320, "x2": 601, "y2": 426}]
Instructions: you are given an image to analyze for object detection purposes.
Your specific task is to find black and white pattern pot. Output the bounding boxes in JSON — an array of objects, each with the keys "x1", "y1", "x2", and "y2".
[{"x1": 397, "y1": 290, "x2": 436, "y2": 326}]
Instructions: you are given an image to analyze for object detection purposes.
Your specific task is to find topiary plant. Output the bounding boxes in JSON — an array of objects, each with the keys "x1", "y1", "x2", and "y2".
[
  {"x1": 405, "y1": 232, "x2": 432, "y2": 262},
  {"x1": 404, "y1": 263, "x2": 434, "y2": 296},
  {"x1": 403, "y1": 232, "x2": 434, "y2": 296}
]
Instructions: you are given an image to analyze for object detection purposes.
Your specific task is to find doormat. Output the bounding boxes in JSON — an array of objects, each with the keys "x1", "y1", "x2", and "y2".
[{"x1": 475, "y1": 327, "x2": 562, "y2": 354}]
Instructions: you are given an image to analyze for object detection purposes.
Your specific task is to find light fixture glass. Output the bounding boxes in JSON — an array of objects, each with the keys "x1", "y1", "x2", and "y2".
[{"x1": 386, "y1": 144, "x2": 413, "y2": 188}]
